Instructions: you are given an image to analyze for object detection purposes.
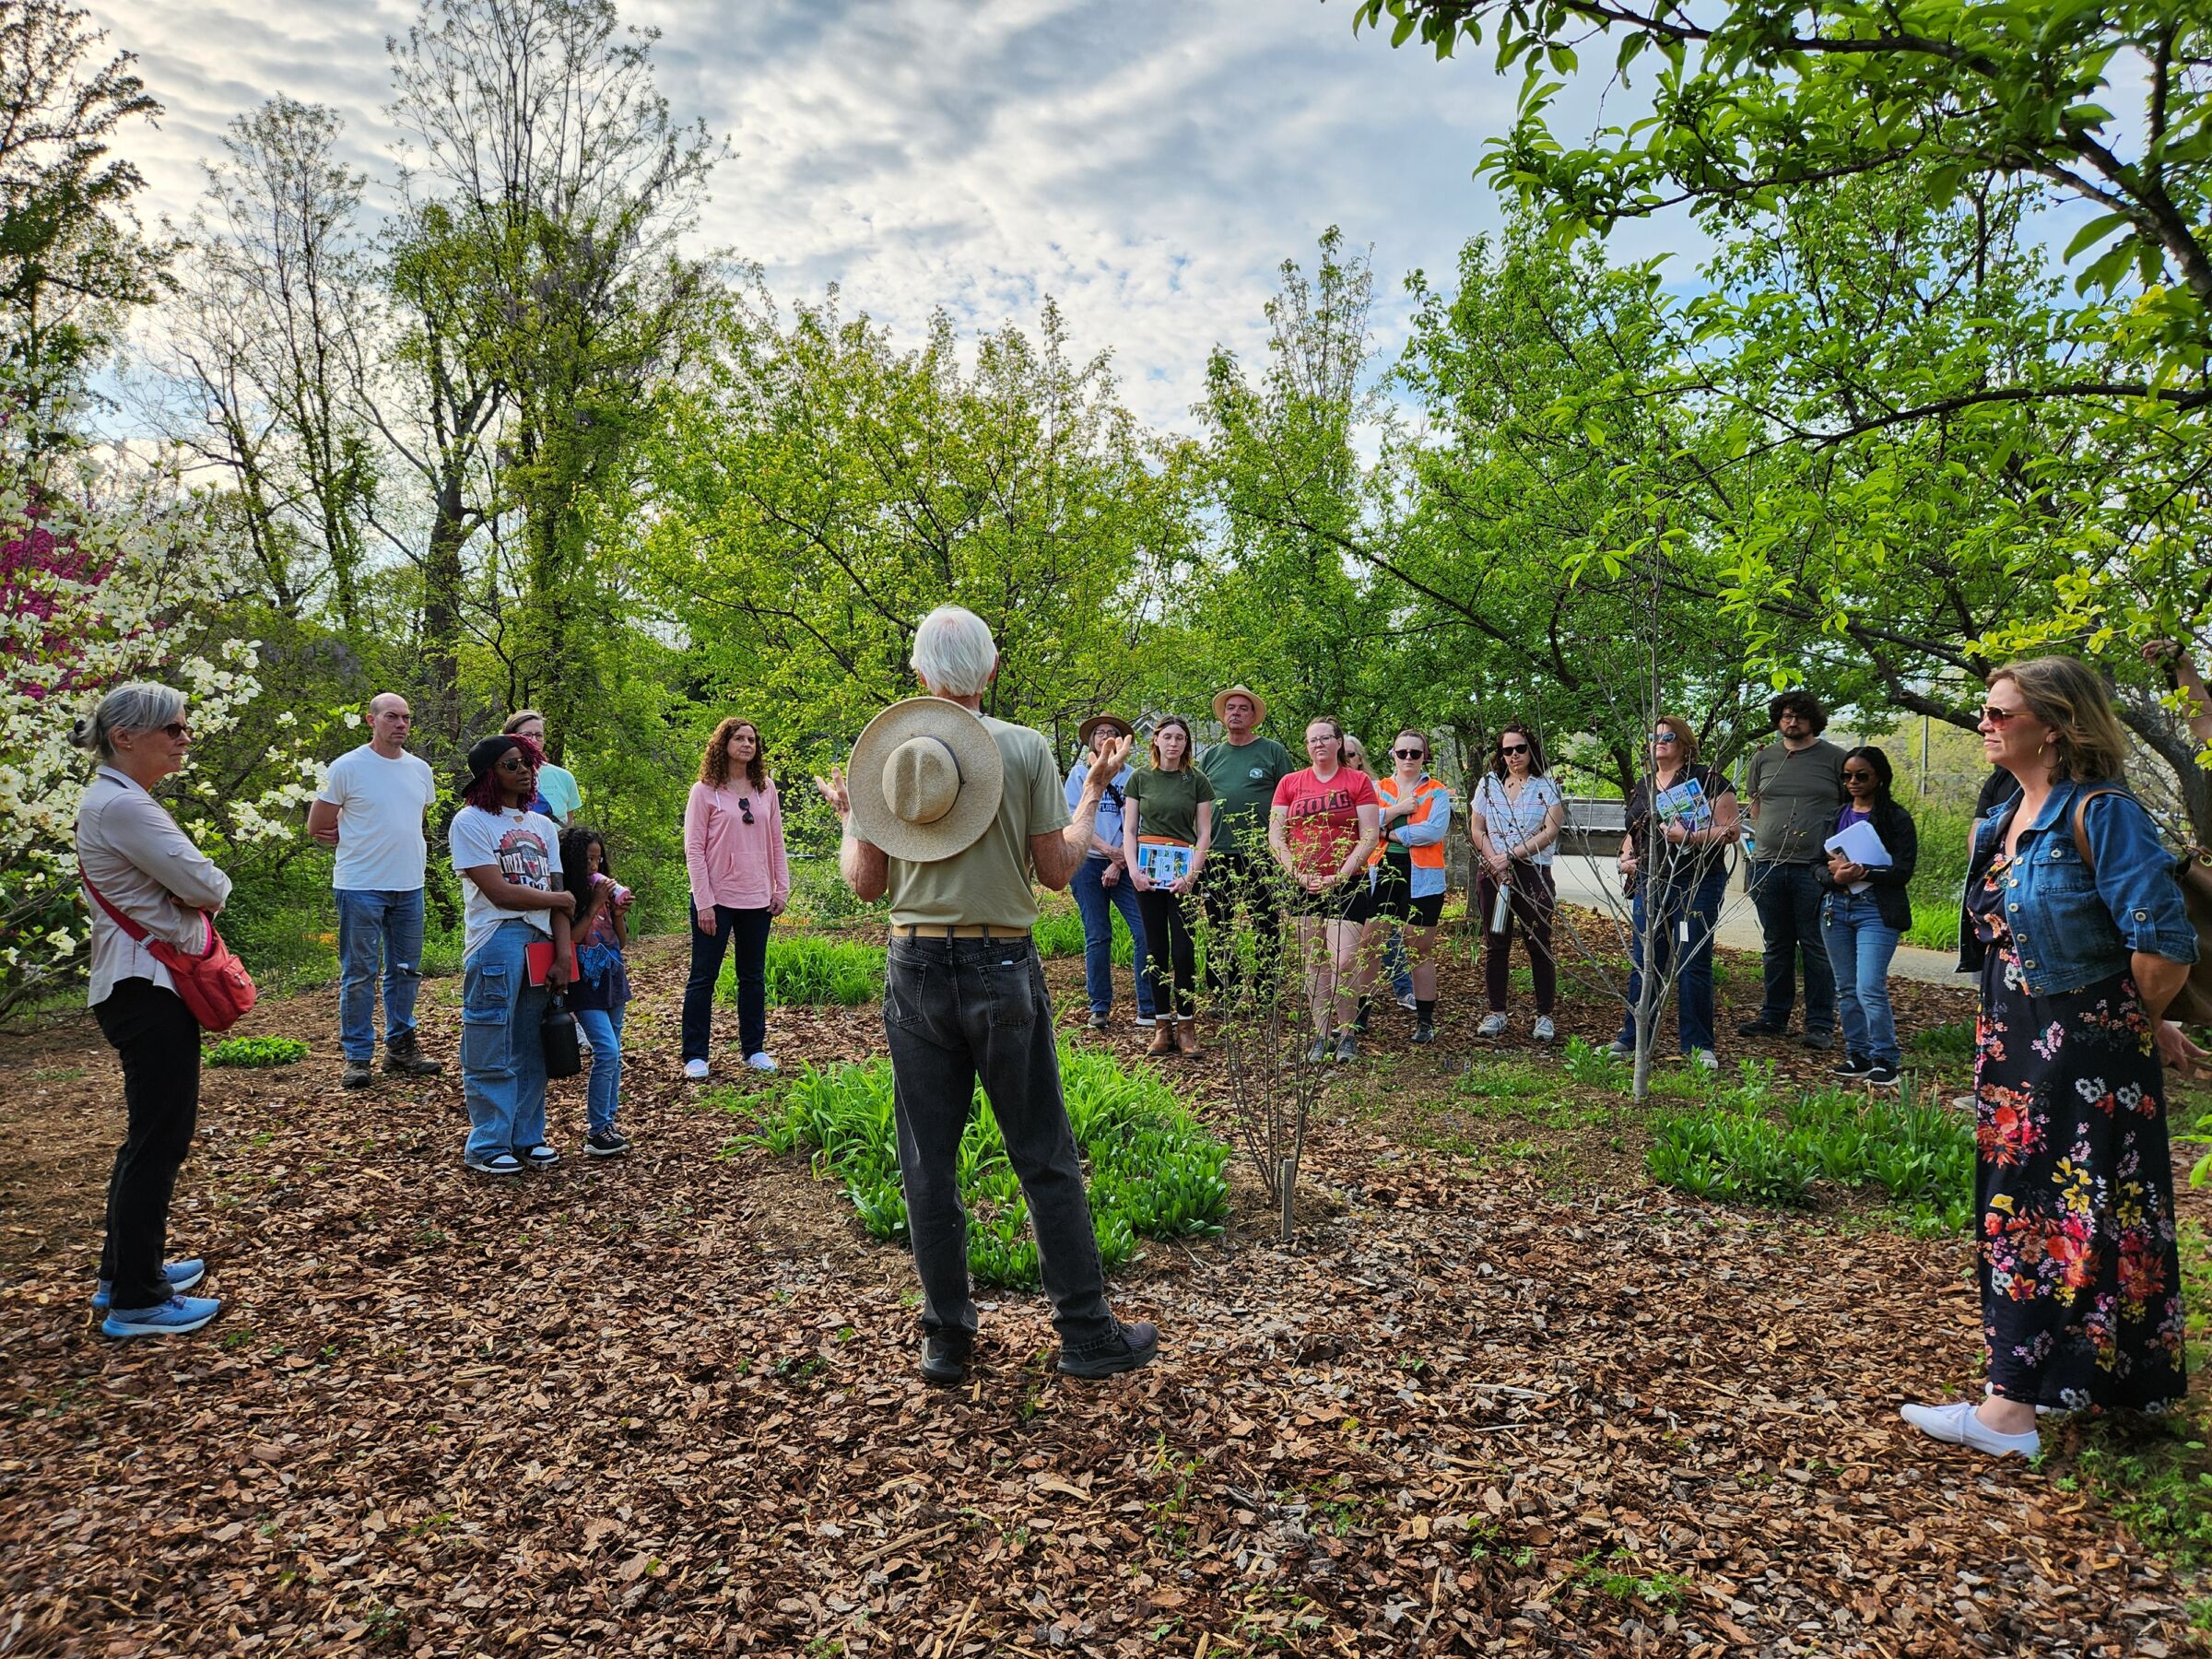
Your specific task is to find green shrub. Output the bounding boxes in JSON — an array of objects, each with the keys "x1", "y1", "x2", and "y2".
[
  {"x1": 739, "y1": 1041, "x2": 1230, "y2": 1288},
  {"x1": 1559, "y1": 1036, "x2": 1618, "y2": 1087},
  {"x1": 205, "y1": 1035, "x2": 311, "y2": 1068},
  {"x1": 722, "y1": 935, "x2": 887, "y2": 1006}
]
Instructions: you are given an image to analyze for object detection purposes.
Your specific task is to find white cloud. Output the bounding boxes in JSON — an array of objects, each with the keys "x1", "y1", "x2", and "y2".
[{"x1": 87, "y1": 0, "x2": 1695, "y2": 431}]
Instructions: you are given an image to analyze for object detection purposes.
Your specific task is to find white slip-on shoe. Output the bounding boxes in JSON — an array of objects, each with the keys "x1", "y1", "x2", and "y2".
[
  {"x1": 683, "y1": 1058, "x2": 710, "y2": 1080},
  {"x1": 746, "y1": 1052, "x2": 779, "y2": 1074},
  {"x1": 1899, "y1": 1399, "x2": 2040, "y2": 1460}
]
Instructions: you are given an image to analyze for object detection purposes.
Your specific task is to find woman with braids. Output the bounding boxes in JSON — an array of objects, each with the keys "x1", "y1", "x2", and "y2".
[
  {"x1": 681, "y1": 717, "x2": 790, "y2": 1080},
  {"x1": 1901, "y1": 657, "x2": 2205, "y2": 1460},
  {"x1": 449, "y1": 733, "x2": 574, "y2": 1176},
  {"x1": 560, "y1": 825, "x2": 636, "y2": 1158}
]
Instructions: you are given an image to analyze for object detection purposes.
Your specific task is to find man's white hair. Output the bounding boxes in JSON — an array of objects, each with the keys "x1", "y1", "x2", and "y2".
[{"x1": 910, "y1": 606, "x2": 998, "y2": 698}]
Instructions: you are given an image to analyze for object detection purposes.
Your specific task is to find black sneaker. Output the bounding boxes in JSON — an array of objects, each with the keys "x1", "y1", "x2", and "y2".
[
  {"x1": 341, "y1": 1059, "x2": 375, "y2": 1089},
  {"x1": 382, "y1": 1030, "x2": 443, "y2": 1077},
  {"x1": 1085, "y1": 1009, "x2": 1111, "y2": 1031},
  {"x1": 584, "y1": 1128, "x2": 629, "y2": 1158},
  {"x1": 920, "y1": 1332, "x2": 972, "y2": 1385},
  {"x1": 1411, "y1": 1020, "x2": 1435, "y2": 1045},
  {"x1": 1865, "y1": 1063, "x2": 1901, "y2": 1088},
  {"x1": 1831, "y1": 1054, "x2": 1873, "y2": 1079},
  {"x1": 1735, "y1": 1018, "x2": 1787, "y2": 1037},
  {"x1": 1056, "y1": 1319, "x2": 1159, "y2": 1380},
  {"x1": 1800, "y1": 1030, "x2": 1835, "y2": 1052}
]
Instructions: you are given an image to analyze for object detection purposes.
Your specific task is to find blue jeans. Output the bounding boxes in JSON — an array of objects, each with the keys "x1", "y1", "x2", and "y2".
[
  {"x1": 573, "y1": 1004, "x2": 626, "y2": 1135},
  {"x1": 1383, "y1": 925, "x2": 1415, "y2": 1000},
  {"x1": 1747, "y1": 860, "x2": 1837, "y2": 1034},
  {"x1": 336, "y1": 888, "x2": 425, "y2": 1061},
  {"x1": 1616, "y1": 863, "x2": 1729, "y2": 1054},
  {"x1": 1070, "y1": 857, "x2": 1153, "y2": 1018},
  {"x1": 1821, "y1": 891, "x2": 1901, "y2": 1066},
  {"x1": 459, "y1": 921, "x2": 548, "y2": 1160}
]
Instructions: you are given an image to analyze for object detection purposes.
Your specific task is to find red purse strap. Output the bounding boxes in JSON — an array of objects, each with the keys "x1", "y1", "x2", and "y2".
[{"x1": 81, "y1": 875, "x2": 152, "y2": 943}]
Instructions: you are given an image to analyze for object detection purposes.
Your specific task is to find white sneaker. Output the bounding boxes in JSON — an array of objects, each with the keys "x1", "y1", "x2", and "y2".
[
  {"x1": 1477, "y1": 1012, "x2": 1508, "y2": 1039},
  {"x1": 1533, "y1": 1016, "x2": 1555, "y2": 1043},
  {"x1": 1688, "y1": 1047, "x2": 1719, "y2": 1072},
  {"x1": 746, "y1": 1052, "x2": 779, "y2": 1074},
  {"x1": 1899, "y1": 1399, "x2": 2039, "y2": 1460},
  {"x1": 683, "y1": 1058, "x2": 710, "y2": 1081}
]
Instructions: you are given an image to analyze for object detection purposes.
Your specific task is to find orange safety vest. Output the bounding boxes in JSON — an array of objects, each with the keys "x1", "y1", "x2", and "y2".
[{"x1": 1370, "y1": 775, "x2": 1448, "y2": 869}]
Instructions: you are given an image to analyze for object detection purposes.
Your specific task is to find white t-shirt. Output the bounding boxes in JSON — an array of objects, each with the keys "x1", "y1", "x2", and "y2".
[
  {"x1": 449, "y1": 805, "x2": 564, "y2": 961},
  {"x1": 318, "y1": 746, "x2": 439, "y2": 892}
]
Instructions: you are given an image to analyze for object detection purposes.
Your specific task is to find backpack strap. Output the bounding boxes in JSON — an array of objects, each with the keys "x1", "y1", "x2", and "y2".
[{"x1": 2067, "y1": 786, "x2": 2134, "y2": 875}]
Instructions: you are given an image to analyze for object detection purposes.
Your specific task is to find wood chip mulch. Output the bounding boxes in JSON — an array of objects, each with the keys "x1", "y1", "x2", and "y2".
[{"x1": 1, "y1": 929, "x2": 2204, "y2": 1656}]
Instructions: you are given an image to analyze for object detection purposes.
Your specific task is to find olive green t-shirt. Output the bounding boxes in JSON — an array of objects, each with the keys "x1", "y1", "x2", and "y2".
[
  {"x1": 1197, "y1": 735, "x2": 1293, "y2": 853},
  {"x1": 887, "y1": 716, "x2": 1069, "y2": 931},
  {"x1": 1743, "y1": 738, "x2": 1846, "y2": 865},
  {"x1": 1124, "y1": 765, "x2": 1215, "y2": 848}
]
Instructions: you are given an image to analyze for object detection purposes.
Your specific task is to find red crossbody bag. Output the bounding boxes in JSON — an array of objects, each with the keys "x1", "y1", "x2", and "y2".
[{"x1": 82, "y1": 877, "x2": 258, "y2": 1031}]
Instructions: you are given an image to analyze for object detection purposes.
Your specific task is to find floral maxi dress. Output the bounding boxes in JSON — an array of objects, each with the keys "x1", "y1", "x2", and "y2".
[{"x1": 1969, "y1": 853, "x2": 2186, "y2": 1413}]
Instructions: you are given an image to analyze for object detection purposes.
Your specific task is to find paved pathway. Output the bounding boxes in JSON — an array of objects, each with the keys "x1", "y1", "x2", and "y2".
[{"x1": 1547, "y1": 854, "x2": 1963, "y2": 986}]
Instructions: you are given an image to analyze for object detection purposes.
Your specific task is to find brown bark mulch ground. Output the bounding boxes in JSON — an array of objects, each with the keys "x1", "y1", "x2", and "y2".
[{"x1": 1, "y1": 926, "x2": 2205, "y2": 1656}]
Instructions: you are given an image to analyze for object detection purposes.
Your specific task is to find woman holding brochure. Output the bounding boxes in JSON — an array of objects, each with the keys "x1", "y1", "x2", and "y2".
[
  {"x1": 1608, "y1": 715, "x2": 1740, "y2": 1071},
  {"x1": 1124, "y1": 716, "x2": 1214, "y2": 1057},
  {"x1": 1815, "y1": 747, "x2": 1918, "y2": 1087}
]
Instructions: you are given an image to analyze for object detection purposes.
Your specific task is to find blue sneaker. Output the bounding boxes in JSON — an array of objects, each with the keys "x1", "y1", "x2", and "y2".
[
  {"x1": 101, "y1": 1293, "x2": 222, "y2": 1338},
  {"x1": 91, "y1": 1259, "x2": 206, "y2": 1310}
]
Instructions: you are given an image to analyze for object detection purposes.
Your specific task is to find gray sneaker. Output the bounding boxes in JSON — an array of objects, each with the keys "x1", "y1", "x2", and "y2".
[
  {"x1": 1477, "y1": 1012, "x2": 1508, "y2": 1039},
  {"x1": 1533, "y1": 1015, "x2": 1556, "y2": 1043},
  {"x1": 1305, "y1": 1035, "x2": 1332, "y2": 1064},
  {"x1": 1334, "y1": 1030, "x2": 1359, "y2": 1063}
]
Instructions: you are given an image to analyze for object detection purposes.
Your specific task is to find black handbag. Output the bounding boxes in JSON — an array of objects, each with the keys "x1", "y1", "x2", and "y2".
[{"x1": 542, "y1": 991, "x2": 582, "y2": 1079}]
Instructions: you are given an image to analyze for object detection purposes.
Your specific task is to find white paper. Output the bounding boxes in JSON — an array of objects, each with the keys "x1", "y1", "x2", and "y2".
[{"x1": 1823, "y1": 818, "x2": 1889, "y2": 893}]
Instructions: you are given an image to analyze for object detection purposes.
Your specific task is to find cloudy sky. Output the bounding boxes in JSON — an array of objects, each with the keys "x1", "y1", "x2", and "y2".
[{"x1": 84, "y1": 0, "x2": 1700, "y2": 433}]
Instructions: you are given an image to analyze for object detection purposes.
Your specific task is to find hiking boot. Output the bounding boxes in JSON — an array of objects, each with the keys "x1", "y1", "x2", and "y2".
[
  {"x1": 1800, "y1": 1029, "x2": 1835, "y2": 1052},
  {"x1": 341, "y1": 1058, "x2": 374, "y2": 1089},
  {"x1": 1056, "y1": 1319, "x2": 1159, "y2": 1380},
  {"x1": 1147, "y1": 1024, "x2": 1176, "y2": 1057},
  {"x1": 1173, "y1": 1020, "x2": 1199, "y2": 1057},
  {"x1": 920, "y1": 1332, "x2": 972, "y2": 1386},
  {"x1": 1735, "y1": 1018, "x2": 1786, "y2": 1038},
  {"x1": 382, "y1": 1030, "x2": 442, "y2": 1077}
]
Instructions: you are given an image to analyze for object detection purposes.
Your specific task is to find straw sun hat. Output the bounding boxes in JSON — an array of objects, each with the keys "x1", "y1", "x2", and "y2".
[
  {"x1": 847, "y1": 697, "x2": 1006, "y2": 863},
  {"x1": 1211, "y1": 685, "x2": 1267, "y2": 725}
]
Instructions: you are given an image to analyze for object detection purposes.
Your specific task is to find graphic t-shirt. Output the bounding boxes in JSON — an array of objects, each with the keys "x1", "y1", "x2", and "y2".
[
  {"x1": 317, "y1": 745, "x2": 438, "y2": 892},
  {"x1": 449, "y1": 805, "x2": 564, "y2": 960},
  {"x1": 1271, "y1": 766, "x2": 1379, "y2": 882},
  {"x1": 1197, "y1": 736, "x2": 1294, "y2": 853}
]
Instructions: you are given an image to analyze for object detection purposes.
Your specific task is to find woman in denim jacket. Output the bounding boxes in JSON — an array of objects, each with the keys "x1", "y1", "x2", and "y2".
[{"x1": 1902, "y1": 656, "x2": 2205, "y2": 1461}]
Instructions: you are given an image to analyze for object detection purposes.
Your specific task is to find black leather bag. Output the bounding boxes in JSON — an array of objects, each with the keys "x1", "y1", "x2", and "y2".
[{"x1": 542, "y1": 991, "x2": 582, "y2": 1079}]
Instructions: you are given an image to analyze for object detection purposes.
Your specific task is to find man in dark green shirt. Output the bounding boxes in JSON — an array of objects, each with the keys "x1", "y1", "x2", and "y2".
[
  {"x1": 1196, "y1": 685, "x2": 1293, "y2": 1004},
  {"x1": 1738, "y1": 689, "x2": 1846, "y2": 1048}
]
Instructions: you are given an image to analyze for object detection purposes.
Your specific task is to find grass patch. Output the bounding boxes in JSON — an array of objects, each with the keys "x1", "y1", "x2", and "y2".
[
  {"x1": 736, "y1": 1041, "x2": 1228, "y2": 1288},
  {"x1": 1031, "y1": 898, "x2": 1135, "y2": 966},
  {"x1": 1908, "y1": 1019, "x2": 1975, "y2": 1061},
  {"x1": 722, "y1": 935, "x2": 887, "y2": 1006},
  {"x1": 1645, "y1": 1060, "x2": 1973, "y2": 1227},
  {"x1": 205, "y1": 1035, "x2": 311, "y2": 1068}
]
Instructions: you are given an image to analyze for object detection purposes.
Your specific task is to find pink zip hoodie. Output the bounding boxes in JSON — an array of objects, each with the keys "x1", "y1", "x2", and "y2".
[{"x1": 684, "y1": 777, "x2": 790, "y2": 913}]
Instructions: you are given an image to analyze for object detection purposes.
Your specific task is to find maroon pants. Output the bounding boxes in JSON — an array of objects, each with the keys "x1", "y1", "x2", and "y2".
[{"x1": 1477, "y1": 861, "x2": 1557, "y2": 1014}]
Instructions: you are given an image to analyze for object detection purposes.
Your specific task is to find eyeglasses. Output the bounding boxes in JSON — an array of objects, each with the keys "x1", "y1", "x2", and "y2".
[
  {"x1": 1978, "y1": 705, "x2": 2023, "y2": 725},
  {"x1": 1499, "y1": 743, "x2": 1528, "y2": 756},
  {"x1": 1650, "y1": 732, "x2": 1680, "y2": 745},
  {"x1": 738, "y1": 797, "x2": 755, "y2": 825},
  {"x1": 1394, "y1": 747, "x2": 1425, "y2": 759},
  {"x1": 159, "y1": 723, "x2": 190, "y2": 740}
]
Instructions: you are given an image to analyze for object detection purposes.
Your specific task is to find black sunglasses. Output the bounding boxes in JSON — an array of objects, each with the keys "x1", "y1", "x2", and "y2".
[
  {"x1": 496, "y1": 755, "x2": 533, "y2": 774},
  {"x1": 1500, "y1": 742, "x2": 1529, "y2": 755},
  {"x1": 738, "y1": 797, "x2": 755, "y2": 824},
  {"x1": 1393, "y1": 747, "x2": 1425, "y2": 759},
  {"x1": 1842, "y1": 769, "x2": 1877, "y2": 782},
  {"x1": 158, "y1": 722, "x2": 190, "y2": 740}
]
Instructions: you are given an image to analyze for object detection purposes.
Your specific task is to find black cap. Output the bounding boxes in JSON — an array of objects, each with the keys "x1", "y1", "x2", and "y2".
[{"x1": 466, "y1": 734, "x2": 524, "y2": 784}]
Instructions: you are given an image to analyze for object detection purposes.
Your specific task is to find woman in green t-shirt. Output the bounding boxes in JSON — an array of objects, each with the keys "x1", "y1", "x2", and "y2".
[{"x1": 1124, "y1": 716, "x2": 1215, "y2": 1056}]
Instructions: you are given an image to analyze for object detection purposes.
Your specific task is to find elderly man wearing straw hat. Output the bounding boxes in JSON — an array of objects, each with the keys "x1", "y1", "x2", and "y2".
[
  {"x1": 1195, "y1": 684, "x2": 1294, "y2": 1004},
  {"x1": 814, "y1": 606, "x2": 1159, "y2": 1387}
]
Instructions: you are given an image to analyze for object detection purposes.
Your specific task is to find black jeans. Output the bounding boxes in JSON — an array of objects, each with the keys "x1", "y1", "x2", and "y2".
[
  {"x1": 1747, "y1": 860, "x2": 1836, "y2": 1033},
  {"x1": 1136, "y1": 888, "x2": 1200, "y2": 1019},
  {"x1": 92, "y1": 979, "x2": 201, "y2": 1311},
  {"x1": 882, "y1": 936, "x2": 1115, "y2": 1348},
  {"x1": 1199, "y1": 847, "x2": 1284, "y2": 1006},
  {"x1": 682, "y1": 900, "x2": 772, "y2": 1060}
]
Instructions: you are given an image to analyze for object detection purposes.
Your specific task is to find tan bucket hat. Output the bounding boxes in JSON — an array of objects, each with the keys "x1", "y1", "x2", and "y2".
[
  {"x1": 1077, "y1": 712, "x2": 1134, "y2": 751},
  {"x1": 1211, "y1": 684, "x2": 1268, "y2": 726},
  {"x1": 848, "y1": 697, "x2": 1005, "y2": 863}
]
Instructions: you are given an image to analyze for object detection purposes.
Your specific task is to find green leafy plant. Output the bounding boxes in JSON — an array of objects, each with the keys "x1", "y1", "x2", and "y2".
[
  {"x1": 724, "y1": 935, "x2": 887, "y2": 1007},
  {"x1": 204, "y1": 1035, "x2": 311, "y2": 1068},
  {"x1": 741, "y1": 1041, "x2": 1229, "y2": 1288},
  {"x1": 1559, "y1": 1036, "x2": 1618, "y2": 1088},
  {"x1": 1030, "y1": 897, "x2": 1135, "y2": 965}
]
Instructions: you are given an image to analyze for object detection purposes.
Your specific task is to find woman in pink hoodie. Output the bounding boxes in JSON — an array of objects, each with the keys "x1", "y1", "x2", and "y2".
[{"x1": 680, "y1": 717, "x2": 790, "y2": 1078}]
